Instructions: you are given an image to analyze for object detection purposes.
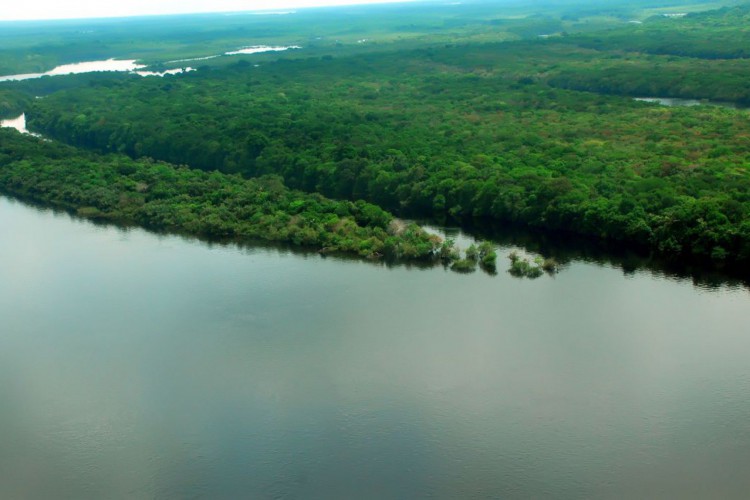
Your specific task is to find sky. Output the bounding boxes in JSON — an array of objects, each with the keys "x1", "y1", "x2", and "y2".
[{"x1": 0, "y1": 0, "x2": 416, "y2": 21}]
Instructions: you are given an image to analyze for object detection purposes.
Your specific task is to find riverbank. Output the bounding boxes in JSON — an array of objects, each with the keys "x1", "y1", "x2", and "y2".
[
  {"x1": 3, "y1": 185, "x2": 750, "y2": 499},
  {"x1": 0, "y1": 129, "x2": 444, "y2": 263}
]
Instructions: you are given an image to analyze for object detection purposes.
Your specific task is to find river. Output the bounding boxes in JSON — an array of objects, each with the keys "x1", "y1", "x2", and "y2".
[
  {"x1": 0, "y1": 113, "x2": 35, "y2": 135},
  {"x1": 0, "y1": 45, "x2": 300, "y2": 82},
  {"x1": 1, "y1": 195, "x2": 749, "y2": 498}
]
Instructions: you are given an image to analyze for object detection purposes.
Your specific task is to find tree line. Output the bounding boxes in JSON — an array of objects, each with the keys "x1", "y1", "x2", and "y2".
[
  {"x1": 22, "y1": 37, "x2": 750, "y2": 266},
  {"x1": 0, "y1": 129, "x2": 444, "y2": 262}
]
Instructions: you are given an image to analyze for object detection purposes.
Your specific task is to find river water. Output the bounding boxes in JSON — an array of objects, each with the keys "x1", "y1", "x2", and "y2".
[
  {"x1": 0, "y1": 113, "x2": 35, "y2": 135},
  {"x1": 0, "y1": 46, "x2": 300, "y2": 82},
  {"x1": 0, "y1": 59, "x2": 197, "y2": 82},
  {"x1": 0, "y1": 59, "x2": 146, "y2": 82},
  {"x1": 1, "y1": 195, "x2": 749, "y2": 498}
]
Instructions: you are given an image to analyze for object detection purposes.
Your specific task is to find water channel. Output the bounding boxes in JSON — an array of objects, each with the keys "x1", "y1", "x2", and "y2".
[
  {"x1": 0, "y1": 113, "x2": 36, "y2": 135},
  {"x1": 1, "y1": 195, "x2": 749, "y2": 498},
  {"x1": 0, "y1": 45, "x2": 300, "y2": 82}
]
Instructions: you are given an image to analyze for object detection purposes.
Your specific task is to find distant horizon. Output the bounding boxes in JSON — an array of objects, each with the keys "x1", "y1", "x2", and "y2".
[{"x1": 0, "y1": 0, "x2": 420, "y2": 22}]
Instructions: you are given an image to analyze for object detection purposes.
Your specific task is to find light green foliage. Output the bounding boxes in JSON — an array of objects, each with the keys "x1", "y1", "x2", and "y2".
[
  {"x1": 478, "y1": 242, "x2": 497, "y2": 272},
  {"x1": 440, "y1": 238, "x2": 460, "y2": 262},
  {"x1": 466, "y1": 243, "x2": 479, "y2": 262},
  {"x1": 0, "y1": 89, "x2": 30, "y2": 118},
  {"x1": 507, "y1": 252, "x2": 559, "y2": 278},
  {"x1": 508, "y1": 253, "x2": 544, "y2": 279}
]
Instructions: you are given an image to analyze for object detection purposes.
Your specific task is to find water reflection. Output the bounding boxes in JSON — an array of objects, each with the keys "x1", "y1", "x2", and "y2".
[
  {"x1": 426, "y1": 218, "x2": 750, "y2": 291},
  {"x1": 1, "y1": 195, "x2": 750, "y2": 498},
  {"x1": 3, "y1": 190, "x2": 746, "y2": 291}
]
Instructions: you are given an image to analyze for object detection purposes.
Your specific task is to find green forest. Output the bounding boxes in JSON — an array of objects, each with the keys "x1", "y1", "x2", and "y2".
[
  {"x1": 2, "y1": 0, "x2": 750, "y2": 275},
  {"x1": 0, "y1": 128, "x2": 444, "y2": 261}
]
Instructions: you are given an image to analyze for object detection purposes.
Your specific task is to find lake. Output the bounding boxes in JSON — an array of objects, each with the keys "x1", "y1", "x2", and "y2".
[{"x1": 1, "y1": 195, "x2": 749, "y2": 498}]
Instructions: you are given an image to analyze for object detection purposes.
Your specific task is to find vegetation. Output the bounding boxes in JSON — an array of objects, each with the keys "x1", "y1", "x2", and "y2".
[
  {"x1": 3, "y1": 0, "x2": 750, "y2": 276},
  {"x1": 0, "y1": 89, "x2": 29, "y2": 118},
  {"x1": 567, "y1": 5, "x2": 750, "y2": 60},
  {"x1": 478, "y1": 241, "x2": 498, "y2": 272},
  {"x1": 451, "y1": 258, "x2": 477, "y2": 273},
  {"x1": 466, "y1": 243, "x2": 479, "y2": 262},
  {"x1": 0, "y1": 129, "x2": 441, "y2": 261},
  {"x1": 0, "y1": 0, "x2": 691, "y2": 75},
  {"x1": 508, "y1": 251, "x2": 545, "y2": 278},
  {"x1": 541, "y1": 257, "x2": 560, "y2": 273},
  {"x1": 440, "y1": 238, "x2": 461, "y2": 262},
  {"x1": 21, "y1": 39, "x2": 750, "y2": 267}
]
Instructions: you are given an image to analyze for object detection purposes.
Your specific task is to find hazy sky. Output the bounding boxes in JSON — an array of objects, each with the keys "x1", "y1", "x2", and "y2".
[{"x1": 0, "y1": 0, "x2": 415, "y2": 21}]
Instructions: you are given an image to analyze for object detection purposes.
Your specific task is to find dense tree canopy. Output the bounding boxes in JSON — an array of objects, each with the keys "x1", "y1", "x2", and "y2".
[
  {"x1": 4, "y1": 1, "x2": 750, "y2": 270},
  {"x1": 0, "y1": 129, "x2": 441, "y2": 261},
  {"x1": 23, "y1": 37, "x2": 750, "y2": 265}
]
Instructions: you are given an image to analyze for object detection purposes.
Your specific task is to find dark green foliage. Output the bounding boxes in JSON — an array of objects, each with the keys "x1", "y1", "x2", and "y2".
[
  {"x1": 568, "y1": 5, "x2": 750, "y2": 60},
  {"x1": 5, "y1": 1, "x2": 750, "y2": 271},
  {"x1": 478, "y1": 241, "x2": 497, "y2": 272},
  {"x1": 0, "y1": 89, "x2": 30, "y2": 118},
  {"x1": 508, "y1": 252, "x2": 544, "y2": 278},
  {"x1": 546, "y1": 55, "x2": 750, "y2": 104},
  {"x1": 21, "y1": 31, "x2": 750, "y2": 266},
  {"x1": 466, "y1": 243, "x2": 479, "y2": 262},
  {"x1": 509, "y1": 259, "x2": 544, "y2": 279},
  {"x1": 481, "y1": 251, "x2": 498, "y2": 273},
  {"x1": 541, "y1": 258, "x2": 560, "y2": 273},
  {"x1": 0, "y1": 129, "x2": 439, "y2": 261},
  {"x1": 440, "y1": 238, "x2": 460, "y2": 262},
  {"x1": 506, "y1": 252, "x2": 559, "y2": 278},
  {"x1": 451, "y1": 258, "x2": 477, "y2": 273}
]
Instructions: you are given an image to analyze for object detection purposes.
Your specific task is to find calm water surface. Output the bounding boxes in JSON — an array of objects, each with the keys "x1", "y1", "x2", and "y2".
[
  {"x1": 0, "y1": 46, "x2": 299, "y2": 81},
  {"x1": 0, "y1": 59, "x2": 145, "y2": 82},
  {"x1": 0, "y1": 114, "x2": 28, "y2": 133},
  {"x1": 1, "y1": 196, "x2": 749, "y2": 498},
  {"x1": 0, "y1": 113, "x2": 40, "y2": 136}
]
